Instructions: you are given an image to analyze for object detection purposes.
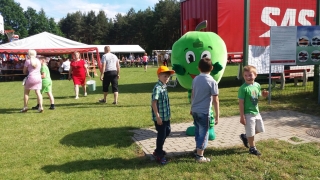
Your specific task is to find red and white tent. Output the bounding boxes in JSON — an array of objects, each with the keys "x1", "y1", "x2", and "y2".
[{"x1": 0, "y1": 31, "x2": 101, "y2": 69}]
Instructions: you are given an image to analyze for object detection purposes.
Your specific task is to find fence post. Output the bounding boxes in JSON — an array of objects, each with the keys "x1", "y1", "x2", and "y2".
[
  {"x1": 243, "y1": 0, "x2": 250, "y2": 69},
  {"x1": 316, "y1": 0, "x2": 320, "y2": 103}
]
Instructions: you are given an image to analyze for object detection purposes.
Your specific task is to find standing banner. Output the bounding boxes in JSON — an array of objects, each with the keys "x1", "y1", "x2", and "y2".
[
  {"x1": 270, "y1": 26, "x2": 320, "y2": 66},
  {"x1": 270, "y1": 26, "x2": 297, "y2": 65},
  {"x1": 296, "y1": 26, "x2": 320, "y2": 65}
]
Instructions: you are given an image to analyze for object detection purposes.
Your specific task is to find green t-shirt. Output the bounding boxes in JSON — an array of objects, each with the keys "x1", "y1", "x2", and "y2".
[
  {"x1": 238, "y1": 82, "x2": 261, "y2": 115},
  {"x1": 41, "y1": 65, "x2": 52, "y2": 86}
]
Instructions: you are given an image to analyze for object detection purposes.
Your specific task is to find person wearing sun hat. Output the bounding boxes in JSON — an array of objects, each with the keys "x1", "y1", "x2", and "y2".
[{"x1": 151, "y1": 66, "x2": 175, "y2": 165}]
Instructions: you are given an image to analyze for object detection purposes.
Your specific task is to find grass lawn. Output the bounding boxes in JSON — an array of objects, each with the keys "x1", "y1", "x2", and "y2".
[{"x1": 1, "y1": 65, "x2": 320, "y2": 179}]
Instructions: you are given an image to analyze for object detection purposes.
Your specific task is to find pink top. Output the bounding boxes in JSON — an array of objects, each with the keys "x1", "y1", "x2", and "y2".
[
  {"x1": 142, "y1": 56, "x2": 148, "y2": 62},
  {"x1": 24, "y1": 59, "x2": 42, "y2": 90}
]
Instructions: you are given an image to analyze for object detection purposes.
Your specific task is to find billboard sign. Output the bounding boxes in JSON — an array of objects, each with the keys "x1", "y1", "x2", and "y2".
[{"x1": 270, "y1": 26, "x2": 320, "y2": 66}]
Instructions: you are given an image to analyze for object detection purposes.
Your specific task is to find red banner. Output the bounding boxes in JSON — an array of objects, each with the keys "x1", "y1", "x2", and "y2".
[{"x1": 249, "y1": 0, "x2": 317, "y2": 46}]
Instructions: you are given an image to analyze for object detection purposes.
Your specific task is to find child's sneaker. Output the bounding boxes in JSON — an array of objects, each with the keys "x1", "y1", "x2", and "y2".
[
  {"x1": 240, "y1": 134, "x2": 249, "y2": 148},
  {"x1": 193, "y1": 149, "x2": 197, "y2": 156},
  {"x1": 152, "y1": 151, "x2": 167, "y2": 158},
  {"x1": 249, "y1": 147, "x2": 261, "y2": 156},
  {"x1": 195, "y1": 155, "x2": 210, "y2": 163},
  {"x1": 159, "y1": 157, "x2": 167, "y2": 165},
  {"x1": 32, "y1": 105, "x2": 39, "y2": 110}
]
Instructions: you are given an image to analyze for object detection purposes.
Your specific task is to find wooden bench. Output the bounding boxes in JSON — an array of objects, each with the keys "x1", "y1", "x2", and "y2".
[
  {"x1": 270, "y1": 69, "x2": 310, "y2": 89},
  {"x1": 59, "y1": 72, "x2": 69, "y2": 80},
  {"x1": 0, "y1": 74, "x2": 26, "y2": 81}
]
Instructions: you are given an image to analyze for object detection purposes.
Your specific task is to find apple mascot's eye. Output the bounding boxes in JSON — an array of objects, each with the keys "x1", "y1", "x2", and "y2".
[
  {"x1": 201, "y1": 50, "x2": 211, "y2": 59},
  {"x1": 186, "y1": 51, "x2": 195, "y2": 64}
]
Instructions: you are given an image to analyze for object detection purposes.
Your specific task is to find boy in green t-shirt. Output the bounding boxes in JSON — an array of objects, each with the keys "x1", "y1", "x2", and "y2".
[
  {"x1": 238, "y1": 65, "x2": 268, "y2": 156},
  {"x1": 32, "y1": 57, "x2": 55, "y2": 110}
]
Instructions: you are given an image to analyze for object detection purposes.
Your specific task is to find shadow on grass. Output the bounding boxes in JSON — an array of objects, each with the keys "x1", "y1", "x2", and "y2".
[
  {"x1": 119, "y1": 82, "x2": 186, "y2": 93},
  {"x1": 219, "y1": 76, "x2": 243, "y2": 89},
  {"x1": 0, "y1": 108, "x2": 25, "y2": 114},
  {"x1": 205, "y1": 147, "x2": 247, "y2": 156},
  {"x1": 41, "y1": 148, "x2": 246, "y2": 173},
  {"x1": 60, "y1": 127, "x2": 136, "y2": 148},
  {"x1": 74, "y1": 82, "x2": 188, "y2": 95},
  {"x1": 41, "y1": 157, "x2": 155, "y2": 173}
]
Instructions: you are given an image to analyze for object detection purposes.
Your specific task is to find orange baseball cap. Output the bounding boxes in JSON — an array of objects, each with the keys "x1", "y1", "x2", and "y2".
[{"x1": 157, "y1": 66, "x2": 175, "y2": 75}]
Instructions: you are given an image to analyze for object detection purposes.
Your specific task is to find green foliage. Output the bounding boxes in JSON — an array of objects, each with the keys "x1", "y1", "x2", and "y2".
[
  {"x1": 0, "y1": 0, "x2": 64, "y2": 42},
  {"x1": 1, "y1": 0, "x2": 181, "y2": 53},
  {"x1": 0, "y1": 0, "x2": 28, "y2": 41},
  {"x1": 58, "y1": 0, "x2": 180, "y2": 53}
]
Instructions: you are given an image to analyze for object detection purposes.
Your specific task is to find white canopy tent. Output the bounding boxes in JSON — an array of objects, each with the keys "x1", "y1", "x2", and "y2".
[
  {"x1": 87, "y1": 45, "x2": 145, "y2": 53},
  {"x1": 0, "y1": 31, "x2": 90, "y2": 52},
  {"x1": 0, "y1": 32, "x2": 102, "y2": 70},
  {"x1": 0, "y1": 31, "x2": 146, "y2": 70}
]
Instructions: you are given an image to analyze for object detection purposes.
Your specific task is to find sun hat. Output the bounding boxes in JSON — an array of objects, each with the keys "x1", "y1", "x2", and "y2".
[{"x1": 157, "y1": 66, "x2": 175, "y2": 75}]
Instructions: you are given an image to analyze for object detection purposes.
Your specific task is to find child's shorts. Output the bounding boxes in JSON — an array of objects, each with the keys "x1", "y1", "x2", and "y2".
[
  {"x1": 41, "y1": 82, "x2": 52, "y2": 94},
  {"x1": 244, "y1": 113, "x2": 265, "y2": 137}
]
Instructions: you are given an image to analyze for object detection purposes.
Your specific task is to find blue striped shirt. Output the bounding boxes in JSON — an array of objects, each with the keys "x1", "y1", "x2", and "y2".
[{"x1": 151, "y1": 80, "x2": 171, "y2": 121}]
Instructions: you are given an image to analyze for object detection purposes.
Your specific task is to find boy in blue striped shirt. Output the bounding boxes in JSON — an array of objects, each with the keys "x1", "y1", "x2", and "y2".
[{"x1": 151, "y1": 66, "x2": 175, "y2": 165}]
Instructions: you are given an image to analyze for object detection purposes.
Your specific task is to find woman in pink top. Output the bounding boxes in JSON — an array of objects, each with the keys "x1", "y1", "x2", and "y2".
[
  {"x1": 142, "y1": 53, "x2": 148, "y2": 72},
  {"x1": 21, "y1": 49, "x2": 43, "y2": 113}
]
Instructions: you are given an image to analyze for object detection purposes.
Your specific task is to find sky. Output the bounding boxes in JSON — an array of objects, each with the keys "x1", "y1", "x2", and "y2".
[{"x1": 14, "y1": 0, "x2": 159, "y2": 22}]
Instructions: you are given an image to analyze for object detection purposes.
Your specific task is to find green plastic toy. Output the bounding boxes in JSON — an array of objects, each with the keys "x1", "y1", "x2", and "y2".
[{"x1": 171, "y1": 20, "x2": 227, "y2": 140}]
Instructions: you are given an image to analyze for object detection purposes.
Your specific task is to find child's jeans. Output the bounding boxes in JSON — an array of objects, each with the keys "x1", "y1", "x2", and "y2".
[
  {"x1": 192, "y1": 112, "x2": 210, "y2": 150},
  {"x1": 154, "y1": 120, "x2": 171, "y2": 157}
]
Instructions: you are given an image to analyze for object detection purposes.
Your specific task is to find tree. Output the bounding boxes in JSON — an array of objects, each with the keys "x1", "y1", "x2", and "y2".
[
  {"x1": 94, "y1": 10, "x2": 110, "y2": 44},
  {"x1": 59, "y1": 11, "x2": 83, "y2": 42},
  {"x1": 152, "y1": 0, "x2": 180, "y2": 50},
  {"x1": 37, "y1": 8, "x2": 50, "y2": 33},
  {"x1": 48, "y1": 18, "x2": 63, "y2": 36},
  {"x1": 24, "y1": 7, "x2": 39, "y2": 35},
  {"x1": 0, "y1": 0, "x2": 28, "y2": 41},
  {"x1": 82, "y1": 10, "x2": 96, "y2": 44}
]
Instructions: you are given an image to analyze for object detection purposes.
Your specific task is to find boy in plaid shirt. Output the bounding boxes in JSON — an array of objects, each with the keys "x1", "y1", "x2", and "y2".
[{"x1": 151, "y1": 66, "x2": 175, "y2": 165}]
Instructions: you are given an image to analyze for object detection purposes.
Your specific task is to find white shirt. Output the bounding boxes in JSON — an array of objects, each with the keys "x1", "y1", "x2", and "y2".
[
  {"x1": 102, "y1": 53, "x2": 118, "y2": 72},
  {"x1": 61, "y1": 60, "x2": 70, "y2": 71},
  {"x1": 164, "y1": 53, "x2": 169, "y2": 59}
]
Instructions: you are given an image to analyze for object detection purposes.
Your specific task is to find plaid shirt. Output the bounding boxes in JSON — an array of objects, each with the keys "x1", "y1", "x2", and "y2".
[{"x1": 151, "y1": 80, "x2": 171, "y2": 121}]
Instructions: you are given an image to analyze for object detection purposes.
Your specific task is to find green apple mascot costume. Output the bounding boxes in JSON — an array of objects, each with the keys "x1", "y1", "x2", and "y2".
[{"x1": 171, "y1": 20, "x2": 227, "y2": 140}]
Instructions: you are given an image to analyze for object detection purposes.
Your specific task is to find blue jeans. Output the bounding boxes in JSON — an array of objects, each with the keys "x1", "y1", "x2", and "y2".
[
  {"x1": 192, "y1": 112, "x2": 210, "y2": 150},
  {"x1": 154, "y1": 120, "x2": 171, "y2": 157}
]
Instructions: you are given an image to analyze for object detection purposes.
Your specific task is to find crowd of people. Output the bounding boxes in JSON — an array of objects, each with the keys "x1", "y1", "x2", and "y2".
[
  {"x1": 18, "y1": 50, "x2": 93, "y2": 112},
  {"x1": 119, "y1": 52, "x2": 170, "y2": 68},
  {"x1": 0, "y1": 57, "x2": 25, "y2": 80},
  {"x1": 17, "y1": 47, "x2": 120, "y2": 112}
]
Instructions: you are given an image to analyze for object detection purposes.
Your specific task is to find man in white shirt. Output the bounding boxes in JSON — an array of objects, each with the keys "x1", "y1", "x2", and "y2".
[
  {"x1": 99, "y1": 46, "x2": 120, "y2": 104},
  {"x1": 163, "y1": 53, "x2": 169, "y2": 67},
  {"x1": 61, "y1": 58, "x2": 70, "y2": 73}
]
